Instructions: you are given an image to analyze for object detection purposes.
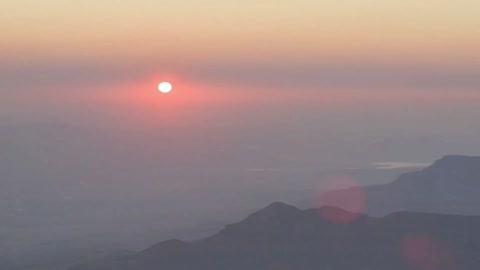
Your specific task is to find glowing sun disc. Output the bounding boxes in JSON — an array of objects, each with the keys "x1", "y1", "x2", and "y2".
[{"x1": 158, "y1": 82, "x2": 172, "y2": 93}]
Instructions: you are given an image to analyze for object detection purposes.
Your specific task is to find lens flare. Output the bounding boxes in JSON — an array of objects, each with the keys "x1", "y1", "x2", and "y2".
[
  {"x1": 401, "y1": 234, "x2": 455, "y2": 270},
  {"x1": 314, "y1": 173, "x2": 366, "y2": 224}
]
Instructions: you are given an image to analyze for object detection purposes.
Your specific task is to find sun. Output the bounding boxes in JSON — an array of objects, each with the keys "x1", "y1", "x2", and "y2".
[{"x1": 158, "y1": 82, "x2": 172, "y2": 93}]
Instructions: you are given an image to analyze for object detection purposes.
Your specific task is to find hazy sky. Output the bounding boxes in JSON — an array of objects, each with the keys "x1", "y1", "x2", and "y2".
[
  {"x1": 2, "y1": 0, "x2": 480, "y2": 250},
  {"x1": 2, "y1": 2, "x2": 480, "y2": 117},
  {"x1": 2, "y1": 0, "x2": 480, "y2": 198}
]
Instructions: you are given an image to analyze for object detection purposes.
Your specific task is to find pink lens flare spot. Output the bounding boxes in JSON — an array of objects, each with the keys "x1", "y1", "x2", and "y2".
[
  {"x1": 400, "y1": 234, "x2": 456, "y2": 270},
  {"x1": 314, "y1": 173, "x2": 366, "y2": 224}
]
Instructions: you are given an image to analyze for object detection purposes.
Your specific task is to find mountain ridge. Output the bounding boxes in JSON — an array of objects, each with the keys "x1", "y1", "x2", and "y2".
[
  {"x1": 71, "y1": 201, "x2": 480, "y2": 270},
  {"x1": 309, "y1": 155, "x2": 480, "y2": 216},
  {"x1": 71, "y1": 155, "x2": 480, "y2": 270}
]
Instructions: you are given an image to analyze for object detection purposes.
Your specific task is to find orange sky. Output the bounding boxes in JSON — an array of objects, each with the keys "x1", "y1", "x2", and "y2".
[
  {"x1": 2, "y1": 0, "x2": 480, "y2": 124},
  {"x1": 2, "y1": 1, "x2": 480, "y2": 67}
]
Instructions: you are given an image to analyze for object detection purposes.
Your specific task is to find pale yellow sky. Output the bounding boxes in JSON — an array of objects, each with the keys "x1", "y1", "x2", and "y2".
[{"x1": 2, "y1": 0, "x2": 480, "y2": 67}]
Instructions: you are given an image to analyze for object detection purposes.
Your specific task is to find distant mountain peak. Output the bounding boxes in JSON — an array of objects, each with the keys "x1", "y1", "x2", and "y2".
[
  {"x1": 262, "y1": 202, "x2": 299, "y2": 213},
  {"x1": 392, "y1": 155, "x2": 480, "y2": 183},
  {"x1": 429, "y1": 155, "x2": 480, "y2": 170},
  {"x1": 300, "y1": 155, "x2": 480, "y2": 217},
  {"x1": 245, "y1": 202, "x2": 300, "y2": 221},
  {"x1": 221, "y1": 202, "x2": 301, "y2": 232}
]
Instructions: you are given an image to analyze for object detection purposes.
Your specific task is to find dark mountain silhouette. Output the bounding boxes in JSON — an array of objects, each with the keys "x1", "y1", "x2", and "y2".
[
  {"x1": 71, "y1": 202, "x2": 480, "y2": 270},
  {"x1": 311, "y1": 155, "x2": 480, "y2": 216}
]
